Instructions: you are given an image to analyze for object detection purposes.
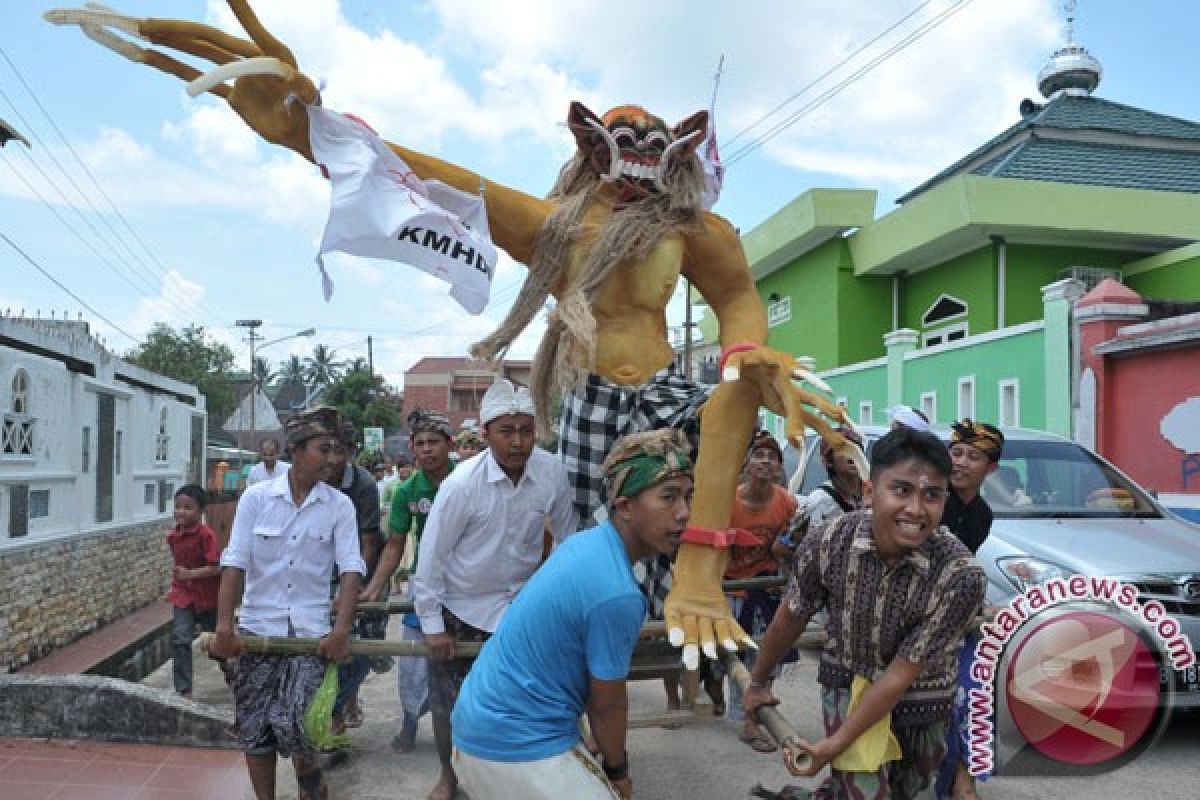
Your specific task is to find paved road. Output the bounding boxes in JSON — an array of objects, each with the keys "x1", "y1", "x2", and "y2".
[{"x1": 145, "y1": 620, "x2": 1200, "y2": 799}]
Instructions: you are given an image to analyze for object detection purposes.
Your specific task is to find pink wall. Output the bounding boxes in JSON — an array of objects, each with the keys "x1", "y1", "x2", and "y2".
[{"x1": 1101, "y1": 346, "x2": 1200, "y2": 494}]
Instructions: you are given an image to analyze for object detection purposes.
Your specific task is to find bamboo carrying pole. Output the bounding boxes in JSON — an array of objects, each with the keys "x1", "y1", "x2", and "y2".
[
  {"x1": 720, "y1": 650, "x2": 813, "y2": 773},
  {"x1": 355, "y1": 575, "x2": 790, "y2": 615}
]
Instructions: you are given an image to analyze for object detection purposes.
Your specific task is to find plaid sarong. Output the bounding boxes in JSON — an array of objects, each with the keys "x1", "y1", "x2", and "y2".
[{"x1": 559, "y1": 364, "x2": 709, "y2": 619}]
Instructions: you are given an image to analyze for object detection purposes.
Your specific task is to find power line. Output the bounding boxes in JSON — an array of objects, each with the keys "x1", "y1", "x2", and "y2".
[
  {"x1": 723, "y1": 0, "x2": 935, "y2": 149},
  {"x1": 0, "y1": 230, "x2": 138, "y2": 344},
  {"x1": 0, "y1": 45, "x2": 230, "y2": 327},
  {"x1": 725, "y1": 0, "x2": 975, "y2": 166},
  {"x1": 0, "y1": 155, "x2": 190, "y2": 314}
]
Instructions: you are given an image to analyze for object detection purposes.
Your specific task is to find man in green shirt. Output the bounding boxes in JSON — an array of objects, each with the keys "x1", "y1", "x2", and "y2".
[{"x1": 361, "y1": 408, "x2": 455, "y2": 753}]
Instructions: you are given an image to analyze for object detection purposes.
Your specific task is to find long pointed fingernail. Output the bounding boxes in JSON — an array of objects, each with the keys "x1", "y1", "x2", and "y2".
[
  {"x1": 722, "y1": 638, "x2": 739, "y2": 652},
  {"x1": 702, "y1": 641, "x2": 718, "y2": 661},
  {"x1": 682, "y1": 644, "x2": 699, "y2": 670},
  {"x1": 794, "y1": 367, "x2": 832, "y2": 394},
  {"x1": 743, "y1": 638, "x2": 759, "y2": 650},
  {"x1": 668, "y1": 628, "x2": 685, "y2": 647}
]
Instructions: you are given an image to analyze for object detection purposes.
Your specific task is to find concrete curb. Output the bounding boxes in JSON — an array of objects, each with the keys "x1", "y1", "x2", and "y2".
[{"x1": 0, "y1": 673, "x2": 235, "y2": 748}]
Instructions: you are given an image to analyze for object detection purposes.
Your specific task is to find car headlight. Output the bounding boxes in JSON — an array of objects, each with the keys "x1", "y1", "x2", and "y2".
[{"x1": 996, "y1": 556, "x2": 1070, "y2": 593}]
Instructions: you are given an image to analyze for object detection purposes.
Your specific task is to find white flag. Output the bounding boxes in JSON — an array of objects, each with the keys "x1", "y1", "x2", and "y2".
[
  {"x1": 307, "y1": 105, "x2": 496, "y2": 314},
  {"x1": 701, "y1": 57, "x2": 726, "y2": 210}
]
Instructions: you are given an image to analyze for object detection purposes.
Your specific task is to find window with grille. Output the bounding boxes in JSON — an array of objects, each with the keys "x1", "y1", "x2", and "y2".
[
  {"x1": 29, "y1": 489, "x2": 49, "y2": 519},
  {"x1": 2, "y1": 369, "x2": 35, "y2": 457},
  {"x1": 155, "y1": 407, "x2": 169, "y2": 462}
]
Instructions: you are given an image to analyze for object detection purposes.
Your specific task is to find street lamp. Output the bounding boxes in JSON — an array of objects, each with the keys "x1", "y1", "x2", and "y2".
[{"x1": 236, "y1": 321, "x2": 316, "y2": 451}]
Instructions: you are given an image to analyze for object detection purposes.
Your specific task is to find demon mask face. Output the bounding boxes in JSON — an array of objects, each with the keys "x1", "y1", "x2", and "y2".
[{"x1": 569, "y1": 101, "x2": 708, "y2": 201}]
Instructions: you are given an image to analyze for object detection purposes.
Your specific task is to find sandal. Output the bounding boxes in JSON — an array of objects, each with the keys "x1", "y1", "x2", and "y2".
[{"x1": 739, "y1": 730, "x2": 778, "y2": 753}]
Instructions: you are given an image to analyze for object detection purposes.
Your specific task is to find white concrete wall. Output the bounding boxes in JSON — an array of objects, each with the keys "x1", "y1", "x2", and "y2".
[{"x1": 0, "y1": 318, "x2": 204, "y2": 547}]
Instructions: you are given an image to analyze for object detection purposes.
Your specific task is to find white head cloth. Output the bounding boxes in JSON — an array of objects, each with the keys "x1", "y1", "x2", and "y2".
[
  {"x1": 888, "y1": 404, "x2": 931, "y2": 432},
  {"x1": 480, "y1": 379, "x2": 535, "y2": 426}
]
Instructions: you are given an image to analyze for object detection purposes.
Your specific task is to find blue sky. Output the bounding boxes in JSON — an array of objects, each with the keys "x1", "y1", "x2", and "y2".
[{"x1": 2, "y1": 0, "x2": 1197, "y2": 390}]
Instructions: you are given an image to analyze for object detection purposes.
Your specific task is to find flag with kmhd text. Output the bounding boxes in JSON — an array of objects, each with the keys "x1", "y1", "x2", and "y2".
[{"x1": 307, "y1": 104, "x2": 496, "y2": 314}]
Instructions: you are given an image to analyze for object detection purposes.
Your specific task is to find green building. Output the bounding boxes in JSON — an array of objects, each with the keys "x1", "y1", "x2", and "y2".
[{"x1": 720, "y1": 27, "x2": 1200, "y2": 436}]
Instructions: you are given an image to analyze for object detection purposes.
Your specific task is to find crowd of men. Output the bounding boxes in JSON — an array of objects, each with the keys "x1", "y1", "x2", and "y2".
[{"x1": 194, "y1": 389, "x2": 1005, "y2": 800}]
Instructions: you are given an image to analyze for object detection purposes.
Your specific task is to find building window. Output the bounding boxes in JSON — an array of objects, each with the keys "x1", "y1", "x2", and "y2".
[
  {"x1": 29, "y1": 489, "x2": 49, "y2": 519},
  {"x1": 82, "y1": 426, "x2": 90, "y2": 473},
  {"x1": 115, "y1": 431, "x2": 123, "y2": 475},
  {"x1": 957, "y1": 377, "x2": 976, "y2": 421},
  {"x1": 923, "y1": 321, "x2": 968, "y2": 348},
  {"x1": 922, "y1": 294, "x2": 968, "y2": 326},
  {"x1": 920, "y1": 391, "x2": 937, "y2": 425},
  {"x1": 767, "y1": 294, "x2": 791, "y2": 327},
  {"x1": 2, "y1": 368, "x2": 35, "y2": 456},
  {"x1": 859, "y1": 401, "x2": 873, "y2": 426},
  {"x1": 999, "y1": 380, "x2": 1020, "y2": 428},
  {"x1": 144, "y1": 483, "x2": 156, "y2": 505},
  {"x1": 155, "y1": 407, "x2": 169, "y2": 463}
]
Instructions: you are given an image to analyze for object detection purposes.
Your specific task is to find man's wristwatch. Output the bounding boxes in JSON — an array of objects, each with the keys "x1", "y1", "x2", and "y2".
[{"x1": 602, "y1": 752, "x2": 629, "y2": 782}]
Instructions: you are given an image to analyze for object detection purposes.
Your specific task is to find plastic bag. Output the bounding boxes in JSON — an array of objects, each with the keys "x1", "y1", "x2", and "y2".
[
  {"x1": 830, "y1": 676, "x2": 902, "y2": 772},
  {"x1": 304, "y1": 664, "x2": 351, "y2": 751}
]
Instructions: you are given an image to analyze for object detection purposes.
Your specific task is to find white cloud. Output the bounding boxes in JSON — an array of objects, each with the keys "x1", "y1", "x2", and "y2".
[{"x1": 127, "y1": 269, "x2": 210, "y2": 338}]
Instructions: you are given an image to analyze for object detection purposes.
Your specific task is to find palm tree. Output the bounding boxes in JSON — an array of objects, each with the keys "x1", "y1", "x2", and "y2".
[
  {"x1": 279, "y1": 354, "x2": 305, "y2": 384},
  {"x1": 304, "y1": 344, "x2": 344, "y2": 390},
  {"x1": 345, "y1": 356, "x2": 370, "y2": 375}
]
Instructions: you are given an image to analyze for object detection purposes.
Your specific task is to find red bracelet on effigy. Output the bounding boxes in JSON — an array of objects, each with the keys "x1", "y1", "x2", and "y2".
[
  {"x1": 680, "y1": 526, "x2": 761, "y2": 549},
  {"x1": 718, "y1": 342, "x2": 759, "y2": 376}
]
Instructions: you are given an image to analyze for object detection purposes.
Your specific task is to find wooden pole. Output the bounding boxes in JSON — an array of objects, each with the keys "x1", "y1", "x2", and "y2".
[
  {"x1": 354, "y1": 575, "x2": 790, "y2": 615},
  {"x1": 720, "y1": 649, "x2": 813, "y2": 773}
]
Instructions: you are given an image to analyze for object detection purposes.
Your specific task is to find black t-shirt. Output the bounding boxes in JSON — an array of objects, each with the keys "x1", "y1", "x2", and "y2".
[{"x1": 941, "y1": 490, "x2": 993, "y2": 555}]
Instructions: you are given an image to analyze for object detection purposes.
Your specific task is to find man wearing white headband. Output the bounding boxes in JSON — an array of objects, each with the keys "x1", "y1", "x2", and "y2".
[
  {"x1": 888, "y1": 404, "x2": 932, "y2": 433},
  {"x1": 413, "y1": 379, "x2": 577, "y2": 800}
]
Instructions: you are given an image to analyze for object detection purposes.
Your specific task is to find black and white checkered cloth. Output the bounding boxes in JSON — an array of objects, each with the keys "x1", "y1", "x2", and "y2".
[{"x1": 559, "y1": 364, "x2": 710, "y2": 619}]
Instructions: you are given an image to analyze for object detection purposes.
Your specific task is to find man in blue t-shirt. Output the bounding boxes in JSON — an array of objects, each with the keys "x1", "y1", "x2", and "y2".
[{"x1": 451, "y1": 428, "x2": 694, "y2": 799}]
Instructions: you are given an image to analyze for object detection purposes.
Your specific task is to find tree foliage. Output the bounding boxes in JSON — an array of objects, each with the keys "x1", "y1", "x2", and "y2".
[
  {"x1": 304, "y1": 344, "x2": 344, "y2": 390},
  {"x1": 127, "y1": 324, "x2": 237, "y2": 422},
  {"x1": 323, "y1": 363, "x2": 401, "y2": 436}
]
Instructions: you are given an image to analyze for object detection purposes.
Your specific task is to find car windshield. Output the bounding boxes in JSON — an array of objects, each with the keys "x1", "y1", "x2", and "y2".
[{"x1": 980, "y1": 439, "x2": 1160, "y2": 519}]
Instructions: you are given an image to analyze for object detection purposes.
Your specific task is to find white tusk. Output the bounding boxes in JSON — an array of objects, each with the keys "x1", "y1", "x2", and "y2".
[
  {"x1": 792, "y1": 367, "x2": 833, "y2": 395},
  {"x1": 584, "y1": 117, "x2": 621, "y2": 183},
  {"x1": 186, "y1": 56, "x2": 294, "y2": 98},
  {"x1": 660, "y1": 129, "x2": 702, "y2": 164}
]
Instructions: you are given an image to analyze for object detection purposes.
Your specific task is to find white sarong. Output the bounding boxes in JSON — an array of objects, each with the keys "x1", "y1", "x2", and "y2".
[{"x1": 453, "y1": 744, "x2": 621, "y2": 799}]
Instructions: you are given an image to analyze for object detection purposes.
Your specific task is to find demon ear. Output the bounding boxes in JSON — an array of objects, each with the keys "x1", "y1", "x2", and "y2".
[
  {"x1": 568, "y1": 101, "x2": 605, "y2": 153},
  {"x1": 670, "y1": 109, "x2": 709, "y2": 159}
]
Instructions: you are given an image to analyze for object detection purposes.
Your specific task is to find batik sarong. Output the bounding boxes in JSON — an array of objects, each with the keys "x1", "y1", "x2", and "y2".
[
  {"x1": 230, "y1": 645, "x2": 326, "y2": 758},
  {"x1": 427, "y1": 608, "x2": 491, "y2": 715}
]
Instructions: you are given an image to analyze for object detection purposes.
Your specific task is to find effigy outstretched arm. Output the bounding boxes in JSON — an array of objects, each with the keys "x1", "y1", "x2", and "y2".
[{"x1": 46, "y1": 0, "x2": 552, "y2": 264}]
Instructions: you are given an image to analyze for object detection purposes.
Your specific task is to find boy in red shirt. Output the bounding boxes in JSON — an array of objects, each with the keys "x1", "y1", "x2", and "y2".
[{"x1": 168, "y1": 484, "x2": 222, "y2": 697}]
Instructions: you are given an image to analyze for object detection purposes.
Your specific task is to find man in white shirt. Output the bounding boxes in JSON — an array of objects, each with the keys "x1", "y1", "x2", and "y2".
[
  {"x1": 211, "y1": 407, "x2": 367, "y2": 800},
  {"x1": 246, "y1": 439, "x2": 290, "y2": 486},
  {"x1": 414, "y1": 380, "x2": 577, "y2": 800}
]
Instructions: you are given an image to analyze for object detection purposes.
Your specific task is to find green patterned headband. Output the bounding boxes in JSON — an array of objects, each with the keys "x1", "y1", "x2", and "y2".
[{"x1": 603, "y1": 429, "x2": 693, "y2": 500}]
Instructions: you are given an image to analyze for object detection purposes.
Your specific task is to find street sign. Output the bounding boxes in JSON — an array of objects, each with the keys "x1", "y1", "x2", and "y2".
[{"x1": 363, "y1": 426, "x2": 384, "y2": 453}]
